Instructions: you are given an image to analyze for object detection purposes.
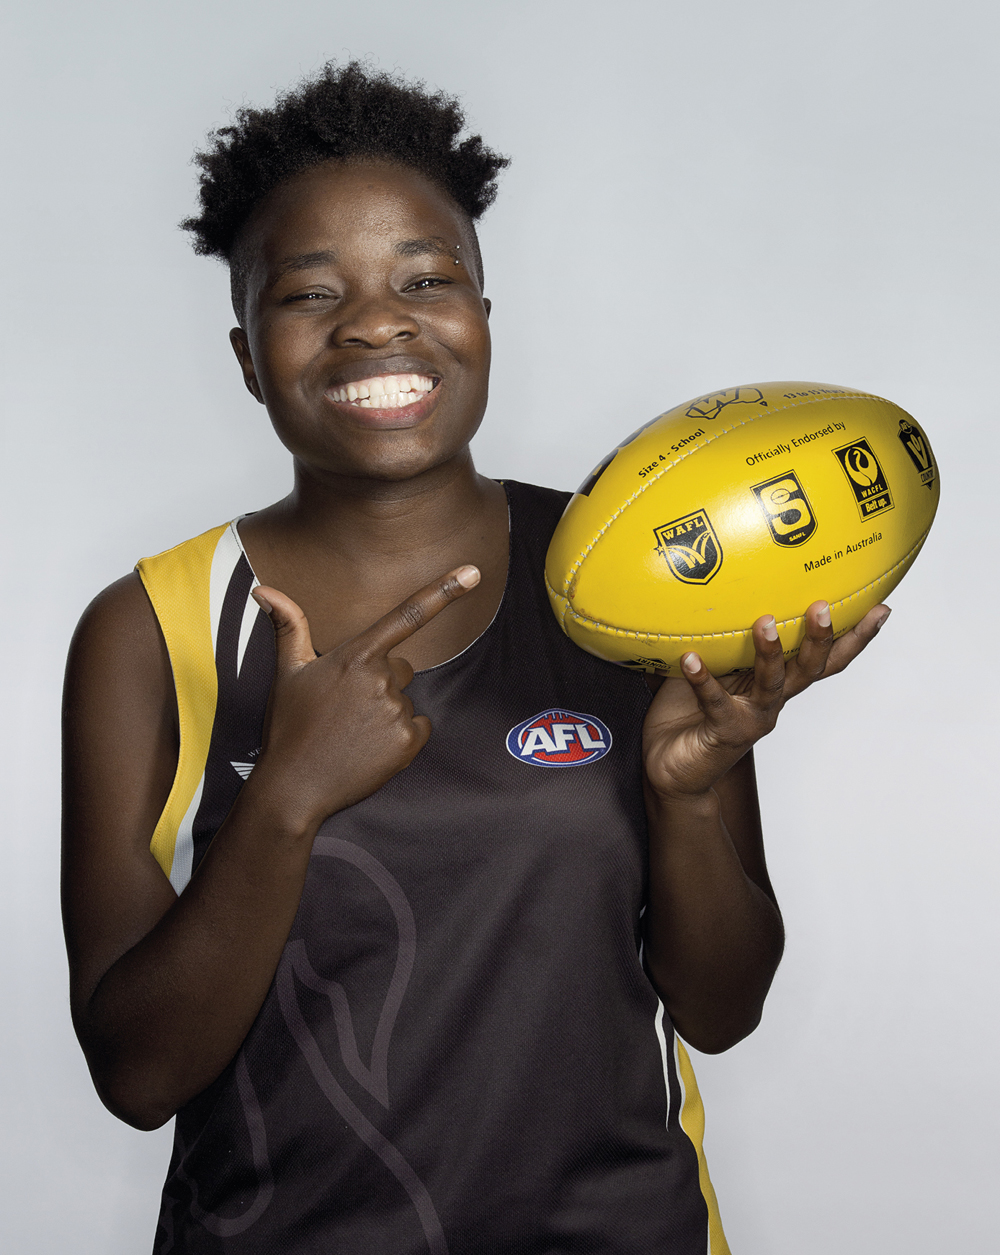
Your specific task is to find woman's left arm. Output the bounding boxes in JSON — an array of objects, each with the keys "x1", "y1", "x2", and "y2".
[{"x1": 642, "y1": 600, "x2": 890, "y2": 1054}]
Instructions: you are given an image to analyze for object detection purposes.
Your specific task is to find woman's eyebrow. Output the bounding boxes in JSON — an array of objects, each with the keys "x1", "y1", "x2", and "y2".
[
  {"x1": 394, "y1": 236, "x2": 455, "y2": 259},
  {"x1": 273, "y1": 250, "x2": 338, "y2": 277},
  {"x1": 270, "y1": 240, "x2": 452, "y2": 283}
]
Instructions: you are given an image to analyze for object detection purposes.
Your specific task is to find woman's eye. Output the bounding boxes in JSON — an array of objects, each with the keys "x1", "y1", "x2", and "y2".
[
  {"x1": 407, "y1": 277, "x2": 450, "y2": 291},
  {"x1": 284, "y1": 291, "x2": 331, "y2": 303}
]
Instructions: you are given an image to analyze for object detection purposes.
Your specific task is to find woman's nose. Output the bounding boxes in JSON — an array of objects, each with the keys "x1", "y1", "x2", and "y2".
[{"x1": 331, "y1": 293, "x2": 419, "y2": 348}]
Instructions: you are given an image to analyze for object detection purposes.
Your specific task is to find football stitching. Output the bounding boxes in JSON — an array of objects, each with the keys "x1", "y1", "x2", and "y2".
[
  {"x1": 548, "y1": 529, "x2": 927, "y2": 644},
  {"x1": 563, "y1": 391, "x2": 891, "y2": 593}
]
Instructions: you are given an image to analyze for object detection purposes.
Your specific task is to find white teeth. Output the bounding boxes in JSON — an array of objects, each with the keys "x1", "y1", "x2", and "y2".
[{"x1": 331, "y1": 373, "x2": 436, "y2": 408}]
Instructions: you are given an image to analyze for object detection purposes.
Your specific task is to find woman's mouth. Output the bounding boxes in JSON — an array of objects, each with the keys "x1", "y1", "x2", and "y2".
[{"x1": 327, "y1": 373, "x2": 438, "y2": 410}]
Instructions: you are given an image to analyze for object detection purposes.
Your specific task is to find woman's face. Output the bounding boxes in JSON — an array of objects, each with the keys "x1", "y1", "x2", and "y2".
[{"x1": 231, "y1": 160, "x2": 492, "y2": 485}]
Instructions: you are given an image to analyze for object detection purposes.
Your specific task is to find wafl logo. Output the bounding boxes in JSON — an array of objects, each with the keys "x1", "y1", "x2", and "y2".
[{"x1": 506, "y1": 709, "x2": 612, "y2": 768}]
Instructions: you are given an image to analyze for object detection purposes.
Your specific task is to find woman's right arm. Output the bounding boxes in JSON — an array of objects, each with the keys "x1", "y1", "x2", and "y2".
[{"x1": 62, "y1": 566, "x2": 478, "y2": 1130}]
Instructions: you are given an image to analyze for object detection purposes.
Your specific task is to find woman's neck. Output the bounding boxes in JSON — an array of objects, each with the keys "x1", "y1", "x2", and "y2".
[{"x1": 236, "y1": 449, "x2": 510, "y2": 665}]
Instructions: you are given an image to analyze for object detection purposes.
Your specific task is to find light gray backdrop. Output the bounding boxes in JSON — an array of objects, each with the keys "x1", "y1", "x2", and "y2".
[{"x1": 2, "y1": 1, "x2": 996, "y2": 1251}]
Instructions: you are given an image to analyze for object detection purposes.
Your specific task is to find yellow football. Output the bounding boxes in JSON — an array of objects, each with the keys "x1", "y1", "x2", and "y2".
[{"x1": 545, "y1": 381, "x2": 939, "y2": 675}]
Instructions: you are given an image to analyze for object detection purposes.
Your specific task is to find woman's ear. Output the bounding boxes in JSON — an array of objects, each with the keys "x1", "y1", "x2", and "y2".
[{"x1": 229, "y1": 328, "x2": 265, "y2": 403}]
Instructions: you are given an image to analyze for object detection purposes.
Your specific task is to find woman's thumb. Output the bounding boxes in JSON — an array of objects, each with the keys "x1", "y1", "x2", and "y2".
[{"x1": 252, "y1": 586, "x2": 316, "y2": 671}]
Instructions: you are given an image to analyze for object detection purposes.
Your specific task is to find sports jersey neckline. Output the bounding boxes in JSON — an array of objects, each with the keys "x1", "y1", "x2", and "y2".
[{"x1": 229, "y1": 480, "x2": 514, "y2": 677}]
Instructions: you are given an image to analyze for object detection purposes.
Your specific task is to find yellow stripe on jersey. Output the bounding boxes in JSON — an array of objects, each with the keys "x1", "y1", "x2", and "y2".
[
  {"x1": 136, "y1": 525, "x2": 228, "y2": 882},
  {"x1": 676, "y1": 1039, "x2": 731, "y2": 1255}
]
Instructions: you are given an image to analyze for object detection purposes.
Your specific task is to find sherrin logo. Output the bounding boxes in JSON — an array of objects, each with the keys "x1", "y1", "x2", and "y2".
[
  {"x1": 685, "y1": 386, "x2": 767, "y2": 421},
  {"x1": 506, "y1": 709, "x2": 612, "y2": 768}
]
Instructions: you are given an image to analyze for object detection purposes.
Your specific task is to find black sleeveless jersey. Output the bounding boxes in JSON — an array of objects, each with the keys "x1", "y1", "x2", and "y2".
[{"x1": 136, "y1": 481, "x2": 730, "y2": 1255}]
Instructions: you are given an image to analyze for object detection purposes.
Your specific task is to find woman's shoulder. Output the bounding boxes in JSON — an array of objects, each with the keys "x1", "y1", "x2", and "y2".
[
  {"x1": 71, "y1": 571, "x2": 164, "y2": 656},
  {"x1": 65, "y1": 571, "x2": 176, "y2": 784},
  {"x1": 135, "y1": 522, "x2": 235, "y2": 602},
  {"x1": 69, "y1": 519, "x2": 240, "y2": 707}
]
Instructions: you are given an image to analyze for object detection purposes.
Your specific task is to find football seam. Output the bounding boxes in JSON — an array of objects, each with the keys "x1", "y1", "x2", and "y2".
[
  {"x1": 563, "y1": 392, "x2": 892, "y2": 593},
  {"x1": 547, "y1": 527, "x2": 928, "y2": 643}
]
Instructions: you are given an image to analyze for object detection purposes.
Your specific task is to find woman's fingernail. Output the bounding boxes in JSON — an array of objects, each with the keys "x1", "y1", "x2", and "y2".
[
  {"x1": 875, "y1": 607, "x2": 892, "y2": 631},
  {"x1": 682, "y1": 652, "x2": 701, "y2": 675},
  {"x1": 455, "y1": 565, "x2": 481, "y2": 589},
  {"x1": 762, "y1": 616, "x2": 778, "y2": 642},
  {"x1": 251, "y1": 590, "x2": 273, "y2": 614},
  {"x1": 817, "y1": 602, "x2": 832, "y2": 628}
]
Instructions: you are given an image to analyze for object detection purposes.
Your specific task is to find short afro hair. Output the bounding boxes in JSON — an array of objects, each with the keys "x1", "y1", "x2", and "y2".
[{"x1": 182, "y1": 61, "x2": 509, "y2": 322}]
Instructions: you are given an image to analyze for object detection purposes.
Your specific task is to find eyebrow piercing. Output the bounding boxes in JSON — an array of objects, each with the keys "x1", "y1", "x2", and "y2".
[{"x1": 454, "y1": 244, "x2": 461, "y2": 266}]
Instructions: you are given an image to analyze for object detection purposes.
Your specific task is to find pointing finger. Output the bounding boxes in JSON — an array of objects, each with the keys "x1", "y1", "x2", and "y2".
[
  {"x1": 252, "y1": 586, "x2": 317, "y2": 672},
  {"x1": 353, "y1": 565, "x2": 481, "y2": 662}
]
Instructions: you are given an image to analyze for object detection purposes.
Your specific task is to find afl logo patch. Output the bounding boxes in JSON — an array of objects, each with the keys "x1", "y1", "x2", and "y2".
[{"x1": 506, "y1": 709, "x2": 612, "y2": 768}]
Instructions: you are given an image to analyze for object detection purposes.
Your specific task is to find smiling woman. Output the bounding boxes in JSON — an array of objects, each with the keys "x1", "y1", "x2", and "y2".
[
  {"x1": 60, "y1": 61, "x2": 887, "y2": 1255},
  {"x1": 227, "y1": 160, "x2": 494, "y2": 509}
]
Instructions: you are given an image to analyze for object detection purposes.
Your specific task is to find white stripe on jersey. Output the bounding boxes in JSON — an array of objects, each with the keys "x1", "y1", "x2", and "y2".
[
  {"x1": 209, "y1": 524, "x2": 246, "y2": 653},
  {"x1": 168, "y1": 774, "x2": 204, "y2": 894},
  {"x1": 226, "y1": 520, "x2": 263, "y2": 678},
  {"x1": 236, "y1": 592, "x2": 261, "y2": 678},
  {"x1": 653, "y1": 998, "x2": 672, "y2": 1128}
]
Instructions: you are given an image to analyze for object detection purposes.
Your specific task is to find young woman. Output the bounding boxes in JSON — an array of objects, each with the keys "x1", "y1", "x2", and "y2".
[{"x1": 62, "y1": 63, "x2": 888, "y2": 1254}]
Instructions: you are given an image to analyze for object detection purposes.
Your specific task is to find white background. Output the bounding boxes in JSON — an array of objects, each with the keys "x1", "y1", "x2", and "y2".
[{"x1": 2, "y1": 1, "x2": 997, "y2": 1251}]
